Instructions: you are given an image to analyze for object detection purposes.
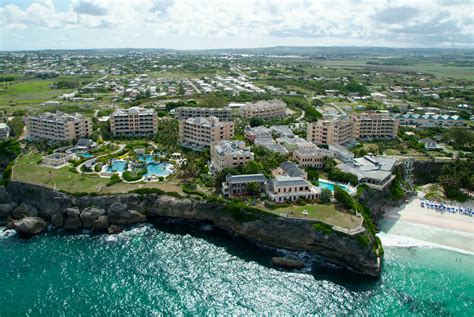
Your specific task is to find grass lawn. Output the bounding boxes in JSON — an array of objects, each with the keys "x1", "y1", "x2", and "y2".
[
  {"x1": 12, "y1": 153, "x2": 109, "y2": 193},
  {"x1": 273, "y1": 204, "x2": 361, "y2": 229},
  {"x1": 12, "y1": 152, "x2": 186, "y2": 195}
]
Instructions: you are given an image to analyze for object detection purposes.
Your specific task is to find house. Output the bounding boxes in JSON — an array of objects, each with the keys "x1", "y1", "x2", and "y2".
[
  {"x1": 266, "y1": 176, "x2": 321, "y2": 203},
  {"x1": 328, "y1": 144, "x2": 354, "y2": 163},
  {"x1": 293, "y1": 147, "x2": 334, "y2": 168},
  {"x1": 221, "y1": 174, "x2": 267, "y2": 198},
  {"x1": 419, "y1": 138, "x2": 440, "y2": 150}
]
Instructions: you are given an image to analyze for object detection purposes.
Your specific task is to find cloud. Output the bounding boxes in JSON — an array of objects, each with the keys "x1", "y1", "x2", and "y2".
[
  {"x1": 373, "y1": 6, "x2": 420, "y2": 24},
  {"x1": 73, "y1": 0, "x2": 107, "y2": 16},
  {"x1": 0, "y1": 0, "x2": 473, "y2": 50}
]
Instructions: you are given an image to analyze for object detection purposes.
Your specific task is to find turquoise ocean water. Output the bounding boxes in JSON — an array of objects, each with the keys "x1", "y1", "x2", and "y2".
[{"x1": 0, "y1": 221, "x2": 473, "y2": 316}]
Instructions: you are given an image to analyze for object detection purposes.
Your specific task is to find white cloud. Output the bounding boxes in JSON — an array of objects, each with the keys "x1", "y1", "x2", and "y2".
[{"x1": 0, "y1": 0, "x2": 473, "y2": 50}]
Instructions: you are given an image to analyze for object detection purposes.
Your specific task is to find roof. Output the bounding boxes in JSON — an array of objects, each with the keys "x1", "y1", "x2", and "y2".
[
  {"x1": 214, "y1": 140, "x2": 251, "y2": 156},
  {"x1": 279, "y1": 161, "x2": 306, "y2": 178},
  {"x1": 268, "y1": 176, "x2": 310, "y2": 189},
  {"x1": 336, "y1": 155, "x2": 396, "y2": 182},
  {"x1": 226, "y1": 174, "x2": 267, "y2": 184}
]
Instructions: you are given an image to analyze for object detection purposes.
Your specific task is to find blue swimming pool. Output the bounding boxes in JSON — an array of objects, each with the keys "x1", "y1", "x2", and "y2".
[
  {"x1": 80, "y1": 153, "x2": 94, "y2": 159},
  {"x1": 138, "y1": 154, "x2": 155, "y2": 163},
  {"x1": 318, "y1": 179, "x2": 350, "y2": 192},
  {"x1": 107, "y1": 160, "x2": 127, "y2": 172},
  {"x1": 144, "y1": 162, "x2": 172, "y2": 178}
]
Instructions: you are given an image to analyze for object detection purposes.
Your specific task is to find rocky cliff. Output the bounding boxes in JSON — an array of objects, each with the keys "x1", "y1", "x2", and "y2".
[{"x1": 0, "y1": 182, "x2": 381, "y2": 277}]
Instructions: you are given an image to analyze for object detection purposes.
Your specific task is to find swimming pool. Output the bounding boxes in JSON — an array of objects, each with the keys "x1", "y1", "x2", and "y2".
[
  {"x1": 318, "y1": 179, "x2": 350, "y2": 192},
  {"x1": 144, "y1": 162, "x2": 172, "y2": 178},
  {"x1": 107, "y1": 160, "x2": 127, "y2": 172},
  {"x1": 138, "y1": 154, "x2": 155, "y2": 163},
  {"x1": 80, "y1": 153, "x2": 94, "y2": 159}
]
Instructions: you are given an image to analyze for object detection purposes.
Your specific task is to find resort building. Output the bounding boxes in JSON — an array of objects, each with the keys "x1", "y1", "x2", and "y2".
[
  {"x1": 393, "y1": 113, "x2": 464, "y2": 128},
  {"x1": 175, "y1": 107, "x2": 233, "y2": 122},
  {"x1": 293, "y1": 147, "x2": 334, "y2": 168},
  {"x1": 307, "y1": 119, "x2": 354, "y2": 146},
  {"x1": 352, "y1": 113, "x2": 399, "y2": 140},
  {"x1": 266, "y1": 176, "x2": 321, "y2": 203},
  {"x1": 270, "y1": 125, "x2": 294, "y2": 138},
  {"x1": 245, "y1": 126, "x2": 272, "y2": 142},
  {"x1": 222, "y1": 174, "x2": 267, "y2": 197},
  {"x1": 25, "y1": 112, "x2": 92, "y2": 141},
  {"x1": 336, "y1": 155, "x2": 397, "y2": 190},
  {"x1": 240, "y1": 100, "x2": 287, "y2": 119},
  {"x1": 179, "y1": 116, "x2": 234, "y2": 150},
  {"x1": 328, "y1": 144, "x2": 355, "y2": 163},
  {"x1": 211, "y1": 140, "x2": 254, "y2": 172},
  {"x1": 272, "y1": 161, "x2": 307, "y2": 179},
  {"x1": 41, "y1": 153, "x2": 75, "y2": 167},
  {"x1": 0, "y1": 123, "x2": 10, "y2": 138},
  {"x1": 110, "y1": 107, "x2": 157, "y2": 136},
  {"x1": 276, "y1": 136, "x2": 316, "y2": 154}
]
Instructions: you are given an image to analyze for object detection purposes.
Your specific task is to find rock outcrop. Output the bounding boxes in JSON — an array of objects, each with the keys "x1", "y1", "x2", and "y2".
[
  {"x1": 272, "y1": 257, "x2": 305, "y2": 270},
  {"x1": 63, "y1": 207, "x2": 82, "y2": 230},
  {"x1": 1, "y1": 181, "x2": 382, "y2": 277},
  {"x1": 80, "y1": 207, "x2": 106, "y2": 228},
  {"x1": 13, "y1": 216, "x2": 48, "y2": 235},
  {"x1": 12, "y1": 203, "x2": 38, "y2": 219}
]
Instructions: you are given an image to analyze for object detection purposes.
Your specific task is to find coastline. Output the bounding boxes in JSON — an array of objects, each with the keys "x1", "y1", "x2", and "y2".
[
  {"x1": 383, "y1": 196, "x2": 474, "y2": 234},
  {"x1": 381, "y1": 196, "x2": 474, "y2": 253}
]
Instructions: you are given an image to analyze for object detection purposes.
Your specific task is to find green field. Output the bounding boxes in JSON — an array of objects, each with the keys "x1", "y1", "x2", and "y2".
[
  {"x1": 12, "y1": 152, "x2": 186, "y2": 195},
  {"x1": 0, "y1": 75, "x2": 100, "y2": 112},
  {"x1": 317, "y1": 60, "x2": 474, "y2": 80},
  {"x1": 273, "y1": 204, "x2": 360, "y2": 229}
]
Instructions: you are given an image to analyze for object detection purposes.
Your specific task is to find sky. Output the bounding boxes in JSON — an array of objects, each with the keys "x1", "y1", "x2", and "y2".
[{"x1": 0, "y1": 0, "x2": 473, "y2": 51}]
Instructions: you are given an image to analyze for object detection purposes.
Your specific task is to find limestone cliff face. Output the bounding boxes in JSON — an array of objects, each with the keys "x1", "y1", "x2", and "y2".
[{"x1": 1, "y1": 182, "x2": 381, "y2": 277}]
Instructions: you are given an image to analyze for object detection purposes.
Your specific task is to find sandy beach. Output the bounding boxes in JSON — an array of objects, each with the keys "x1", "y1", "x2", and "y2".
[{"x1": 384, "y1": 196, "x2": 474, "y2": 234}]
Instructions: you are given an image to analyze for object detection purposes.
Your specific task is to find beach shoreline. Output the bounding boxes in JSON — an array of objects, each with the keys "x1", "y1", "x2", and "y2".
[{"x1": 383, "y1": 196, "x2": 474, "y2": 234}]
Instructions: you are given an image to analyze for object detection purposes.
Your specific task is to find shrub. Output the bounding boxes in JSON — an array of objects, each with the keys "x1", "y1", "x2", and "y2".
[
  {"x1": 122, "y1": 169, "x2": 145, "y2": 182},
  {"x1": 334, "y1": 186, "x2": 354, "y2": 212},
  {"x1": 328, "y1": 168, "x2": 358, "y2": 186},
  {"x1": 389, "y1": 179, "x2": 404, "y2": 201},
  {"x1": 1, "y1": 161, "x2": 14, "y2": 185},
  {"x1": 129, "y1": 188, "x2": 165, "y2": 195},
  {"x1": 356, "y1": 233, "x2": 371, "y2": 247},
  {"x1": 312, "y1": 222, "x2": 333, "y2": 234},
  {"x1": 106, "y1": 174, "x2": 122, "y2": 186}
]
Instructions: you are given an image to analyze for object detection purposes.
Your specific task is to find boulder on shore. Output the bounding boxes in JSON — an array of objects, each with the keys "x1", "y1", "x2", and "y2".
[
  {"x1": 50, "y1": 212, "x2": 64, "y2": 227},
  {"x1": 63, "y1": 207, "x2": 82, "y2": 230},
  {"x1": 12, "y1": 203, "x2": 38, "y2": 219},
  {"x1": 271, "y1": 257, "x2": 305, "y2": 270},
  {"x1": 14, "y1": 216, "x2": 48, "y2": 236},
  {"x1": 108, "y1": 203, "x2": 145, "y2": 225},
  {"x1": 80, "y1": 207, "x2": 106, "y2": 228},
  {"x1": 108, "y1": 224, "x2": 123, "y2": 234},
  {"x1": 0, "y1": 202, "x2": 17, "y2": 218},
  {"x1": 92, "y1": 215, "x2": 109, "y2": 231}
]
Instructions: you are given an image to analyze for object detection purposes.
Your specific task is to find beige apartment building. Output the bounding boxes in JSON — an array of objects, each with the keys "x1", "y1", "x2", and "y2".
[
  {"x1": 352, "y1": 113, "x2": 399, "y2": 140},
  {"x1": 293, "y1": 148, "x2": 334, "y2": 168},
  {"x1": 25, "y1": 111, "x2": 92, "y2": 141},
  {"x1": 110, "y1": 107, "x2": 157, "y2": 136},
  {"x1": 307, "y1": 118, "x2": 354, "y2": 146},
  {"x1": 176, "y1": 107, "x2": 232, "y2": 122},
  {"x1": 266, "y1": 176, "x2": 321, "y2": 203},
  {"x1": 179, "y1": 116, "x2": 234, "y2": 149},
  {"x1": 211, "y1": 140, "x2": 254, "y2": 172},
  {"x1": 240, "y1": 100, "x2": 287, "y2": 119}
]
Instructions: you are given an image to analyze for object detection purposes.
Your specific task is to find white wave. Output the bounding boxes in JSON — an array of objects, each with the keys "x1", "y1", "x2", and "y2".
[
  {"x1": 0, "y1": 228, "x2": 16, "y2": 239},
  {"x1": 378, "y1": 232, "x2": 474, "y2": 255}
]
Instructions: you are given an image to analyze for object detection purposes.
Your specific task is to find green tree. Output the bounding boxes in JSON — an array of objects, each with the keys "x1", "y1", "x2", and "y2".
[
  {"x1": 320, "y1": 188, "x2": 332, "y2": 204},
  {"x1": 245, "y1": 182, "x2": 260, "y2": 195}
]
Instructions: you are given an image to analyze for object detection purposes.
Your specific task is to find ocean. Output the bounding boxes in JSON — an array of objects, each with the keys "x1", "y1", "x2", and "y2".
[{"x1": 0, "y1": 220, "x2": 473, "y2": 316}]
